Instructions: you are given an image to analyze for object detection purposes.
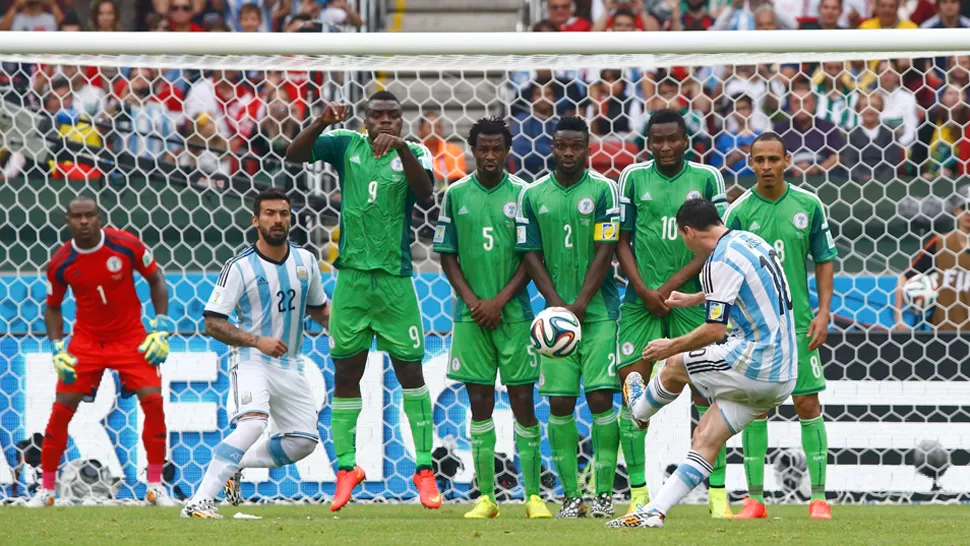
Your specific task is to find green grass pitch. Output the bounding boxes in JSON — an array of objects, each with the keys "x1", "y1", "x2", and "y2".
[{"x1": 1, "y1": 504, "x2": 964, "y2": 545}]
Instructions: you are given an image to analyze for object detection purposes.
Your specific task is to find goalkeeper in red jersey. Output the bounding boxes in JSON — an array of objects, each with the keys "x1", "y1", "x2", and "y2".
[{"x1": 29, "y1": 197, "x2": 174, "y2": 507}]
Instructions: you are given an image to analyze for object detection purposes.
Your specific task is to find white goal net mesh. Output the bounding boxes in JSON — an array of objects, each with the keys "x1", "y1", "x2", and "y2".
[{"x1": 1, "y1": 42, "x2": 969, "y2": 505}]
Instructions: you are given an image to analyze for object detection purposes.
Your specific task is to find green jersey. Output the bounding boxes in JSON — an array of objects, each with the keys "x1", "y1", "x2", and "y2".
[
  {"x1": 725, "y1": 183, "x2": 838, "y2": 332},
  {"x1": 310, "y1": 129, "x2": 435, "y2": 276},
  {"x1": 433, "y1": 171, "x2": 533, "y2": 323},
  {"x1": 515, "y1": 169, "x2": 620, "y2": 322},
  {"x1": 618, "y1": 160, "x2": 726, "y2": 303}
]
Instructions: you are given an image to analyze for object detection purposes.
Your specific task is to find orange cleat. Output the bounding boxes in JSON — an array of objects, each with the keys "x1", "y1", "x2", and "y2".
[
  {"x1": 330, "y1": 465, "x2": 366, "y2": 512},
  {"x1": 414, "y1": 469, "x2": 442, "y2": 509},
  {"x1": 733, "y1": 497, "x2": 768, "y2": 519},
  {"x1": 809, "y1": 499, "x2": 832, "y2": 520}
]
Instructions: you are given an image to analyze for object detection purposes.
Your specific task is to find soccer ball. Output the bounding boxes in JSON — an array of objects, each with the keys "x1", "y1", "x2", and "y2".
[
  {"x1": 530, "y1": 306, "x2": 582, "y2": 358},
  {"x1": 903, "y1": 274, "x2": 939, "y2": 314}
]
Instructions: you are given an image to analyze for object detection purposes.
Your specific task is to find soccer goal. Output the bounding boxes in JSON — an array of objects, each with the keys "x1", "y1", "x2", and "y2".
[{"x1": 1, "y1": 29, "x2": 970, "y2": 505}]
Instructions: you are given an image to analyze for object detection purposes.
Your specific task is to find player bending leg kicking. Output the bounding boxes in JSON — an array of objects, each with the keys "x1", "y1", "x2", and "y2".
[
  {"x1": 607, "y1": 198, "x2": 797, "y2": 529},
  {"x1": 34, "y1": 197, "x2": 174, "y2": 507},
  {"x1": 287, "y1": 91, "x2": 441, "y2": 511},
  {"x1": 183, "y1": 189, "x2": 330, "y2": 519},
  {"x1": 434, "y1": 117, "x2": 551, "y2": 519}
]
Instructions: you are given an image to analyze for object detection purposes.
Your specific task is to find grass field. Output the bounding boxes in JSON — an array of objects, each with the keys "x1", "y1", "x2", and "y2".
[{"x1": 0, "y1": 504, "x2": 965, "y2": 546}]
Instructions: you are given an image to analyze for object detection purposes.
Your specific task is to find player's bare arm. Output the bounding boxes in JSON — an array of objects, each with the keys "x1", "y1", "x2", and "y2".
[
  {"x1": 666, "y1": 290, "x2": 706, "y2": 308},
  {"x1": 285, "y1": 103, "x2": 350, "y2": 163},
  {"x1": 44, "y1": 305, "x2": 64, "y2": 341},
  {"x1": 523, "y1": 251, "x2": 566, "y2": 309},
  {"x1": 372, "y1": 133, "x2": 434, "y2": 200},
  {"x1": 642, "y1": 321, "x2": 726, "y2": 362},
  {"x1": 567, "y1": 242, "x2": 615, "y2": 323},
  {"x1": 440, "y1": 253, "x2": 486, "y2": 324},
  {"x1": 658, "y1": 254, "x2": 708, "y2": 300},
  {"x1": 307, "y1": 302, "x2": 331, "y2": 330},
  {"x1": 145, "y1": 268, "x2": 169, "y2": 316},
  {"x1": 807, "y1": 260, "x2": 834, "y2": 351},
  {"x1": 617, "y1": 231, "x2": 669, "y2": 317},
  {"x1": 203, "y1": 315, "x2": 288, "y2": 358}
]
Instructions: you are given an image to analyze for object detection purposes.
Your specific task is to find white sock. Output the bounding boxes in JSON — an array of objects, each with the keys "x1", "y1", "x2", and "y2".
[
  {"x1": 649, "y1": 451, "x2": 713, "y2": 516},
  {"x1": 239, "y1": 434, "x2": 318, "y2": 469},
  {"x1": 190, "y1": 419, "x2": 266, "y2": 503},
  {"x1": 630, "y1": 373, "x2": 680, "y2": 422}
]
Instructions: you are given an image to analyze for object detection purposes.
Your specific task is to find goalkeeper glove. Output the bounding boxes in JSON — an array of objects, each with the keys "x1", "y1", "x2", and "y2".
[
  {"x1": 52, "y1": 340, "x2": 78, "y2": 385},
  {"x1": 139, "y1": 314, "x2": 174, "y2": 367}
]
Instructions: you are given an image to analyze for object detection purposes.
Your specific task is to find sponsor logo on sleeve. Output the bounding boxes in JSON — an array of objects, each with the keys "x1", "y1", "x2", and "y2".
[
  {"x1": 142, "y1": 248, "x2": 154, "y2": 267},
  {"x1": 517, "y1": 225, "x2": 527, "y2": 244},
  {"x1": 434, "y1": 225, "x2": 447, "y2": 244}
]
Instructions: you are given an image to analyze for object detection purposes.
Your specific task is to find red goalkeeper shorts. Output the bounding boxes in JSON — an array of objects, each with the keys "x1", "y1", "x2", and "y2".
[{"x1": 59, "y1": 332, "x2": 161, "y2": 396}]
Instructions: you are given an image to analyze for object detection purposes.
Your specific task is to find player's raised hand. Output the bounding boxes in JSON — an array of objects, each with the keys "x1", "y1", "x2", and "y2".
[
  {"x1": 257, "y1": 336, "x2": 288, "y2": 358},
  {"x1": 806, "y1": 310, "x2": 830, "y2": 351},
  {"x1": 320, "y1": 103, "x2": 349, "y2": 126},
  {"x1": 372, "y1": 133, "x2": 406, "y2": 158},
  {"x1": 639, "y1": 287, "x2": 671, "y2": 317},
  {"x1": 642, "y1": 338, "x2": 674, "y2": 363},
  {"x1": 470, "y1": 298, "x2": 503, "y2": 330}
]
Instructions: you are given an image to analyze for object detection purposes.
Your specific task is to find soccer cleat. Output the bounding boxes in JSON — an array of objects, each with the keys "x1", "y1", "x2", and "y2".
[
  {"x1": 464, "y1": 495, "x2": 499, "y2": 519},
  {"x1": 622, "y1": 372, "x2": 649, "y2": 429},
  {"x1": 180, "y1": 499, "x2": 222, "y2": 519},
  {"x1": 625, "y1": 485, "x2": 650, "y2": 515},
  {"x1": 414, "y1": 468, "x2": 442, "y2": 509},
  {"x1": 708, "y1": 487, "x2": 734, "y2": 519},
  {"x1": 146, "y1": 484, "x2": 178, "y2": 507},
  {"x1": 556, "y1": 496, "x2": 587, "y2": 518},
  {"x1": 330, "y1": 465, "x2": 366, "y2": 512},
  {"x1": 224, "y1": 471, "x2": 243, "y2": 506},
  {"x1": 606, "y1": 508, "x2": 665, "y2": 528},
  {"x1": 525, "y1": 494, "x2": 553, "y2": 519},
  {"x1": 734, "y1": 497, "x2": 768, "y2": 519},
  {"x1": 26, "y1": 489, "x2": 55, "y2": 508},
  {"x1": 809, "y1": 499, "x2": 832, "y2": 520},
  {"x1": 590, "y1": 492, "x2": 615, "y2": 518}
]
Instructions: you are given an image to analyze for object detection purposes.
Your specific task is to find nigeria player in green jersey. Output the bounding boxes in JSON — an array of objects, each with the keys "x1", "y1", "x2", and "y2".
[
  {"x1": 615, "y1": 109, "x2": 730, "y2": 518},
  {"x1": 433, "y1": 117, "x2": 552, "y2": 520},
  {"x1": 725, "y1": 133, "x2": 836, "y2": 521},
  {"x1": 287, "y1": 91, "x2": 442, "y2": 511},
  {"x1": 516, "y1": 117, "x2": 621, "y2": 519}
]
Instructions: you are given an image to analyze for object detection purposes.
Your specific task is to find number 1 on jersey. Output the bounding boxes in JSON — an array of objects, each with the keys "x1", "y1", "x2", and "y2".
[{"x1": 96, "y1": 285, "x2": 107, "y2": 305}]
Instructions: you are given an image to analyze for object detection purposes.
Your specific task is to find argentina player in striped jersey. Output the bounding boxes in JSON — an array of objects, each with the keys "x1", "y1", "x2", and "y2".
[
  {"x1": 183, "y1": 188, "x2": 331, "y2": 519},
  {"x1": 607, "y1": 198, "x2": 797, "y2": 529}
]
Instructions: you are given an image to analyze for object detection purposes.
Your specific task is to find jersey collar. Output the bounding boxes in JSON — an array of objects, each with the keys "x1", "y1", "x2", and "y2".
[
  {"x1": 652, "y1": 161, "x2": 688, "y2": 182},
  {"x1": 254, "y1": 243, "x2": 290, "y2": 266},
  {"x1": 472, "y1": 171, "x2": 508, "y2": 194},
  {"x1": 751, "y1": 182, "x2": 790, "y2": 205},
  {"x1": 550, "y1": 169, "x2": 588, "y2": 192},
  {"x1": 71, "y1": 230, "x2": 105, "y2": 254}
]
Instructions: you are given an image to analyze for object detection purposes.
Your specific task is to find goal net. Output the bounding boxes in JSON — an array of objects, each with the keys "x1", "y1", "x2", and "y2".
[{"x1": 1, "y1": 30, "x2": 970, "y2": 505}]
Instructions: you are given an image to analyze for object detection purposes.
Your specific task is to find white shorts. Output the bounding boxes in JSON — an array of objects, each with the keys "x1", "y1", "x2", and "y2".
[
  {"x1": 228, "y1": 359, "x2": 320, "y2": 439},
  {"x1": 682, "y1": 344, "x2": 795, "y2": 435}
]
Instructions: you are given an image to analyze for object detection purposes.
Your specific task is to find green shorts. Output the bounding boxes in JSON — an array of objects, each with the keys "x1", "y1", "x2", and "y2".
[
  {"x1": 616, "y1": 302, "x2": 705, "y2": 369},
  {"x1": 793, "y1": 331, "x2": 825, "y2": 396},
  {"x1": 447, "y1": 321, "x2": 538, "y2": 386},
  {"x1": 538, "y1": 320, "x2": 618, "y2": 397},
  {"x1": 329, "y1": 268, "x2": 425, "y2": 362}
]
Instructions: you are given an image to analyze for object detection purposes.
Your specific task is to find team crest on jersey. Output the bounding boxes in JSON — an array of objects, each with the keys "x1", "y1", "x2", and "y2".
[
  {"x1": 296, "y1": 266, "x2": 309, "y2": 281},
  {"x1": 241, "y1": 391, "x2": 252, "y2": 405},
  {"x1": 577, "y1": 197, "x2": 595, "y2": 215},
  {"x1": 793, "y1": 212, "x2": 809, "y2": 229},
  {"x1": 686, "y1": 190, "x2": 702, "y2": 201},
  {"x1": 106, "y1": 256, "x2": 123, "y2": 273},
  {"x1": 391, "y1": 157, "x2": 404, "y2": 171},
  {"x1": 451, "y1": 358, "x2": 461, "y2": 372},
  {"x1": 142, "y1": 248, "x2": 153, "y2": 268},
  {"x1": 503, "y1": 201, "x2": 517, "y2": 219},
  {"x1": 621, "y1": 342, "x2": 635, "y2": 356}
]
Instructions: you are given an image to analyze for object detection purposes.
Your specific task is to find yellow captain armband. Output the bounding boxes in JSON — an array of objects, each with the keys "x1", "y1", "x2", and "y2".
[{"x1": 594, "y1": 221, "x2": 619, "y2": 242}]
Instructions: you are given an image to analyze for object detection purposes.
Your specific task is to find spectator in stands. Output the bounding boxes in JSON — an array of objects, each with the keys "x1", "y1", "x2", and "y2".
[
  {"x1": 59, "y1": 10, "x2": 81, "y2": 30},
  {"x1": 146, "y1": 12, "x2": 169, "y2": 30},
  {"x1": 709, "y1": 0, "x2": 797, "y2": 31},
  {"x1": 153, "y1": 0, "x2": 204, "y2": 20},
  {"x1": 511, "y1": 84, "x2": 557, "y2": 180},
  {"x1": 42, "y1": 75, "x2": 104, "y2": 181},
  {"x1": 877, "y1": 59, "x2": 918, "y2": 146},
  {"x1": 237, "y1": 2, "x2": 263, "y2": 31},
  {"x1": 859, "y1": 0, "x2": 917, "y2": 28},
  {"x1": 252, "y1": 87, "x2": 298, "y2": 159},
  {"x1": 531, "y1": 18, "x2": 559, "y2": 31},
  {"x1": 167, "y1": 0, "x2": 204, "y2": 31},
  {"x1": 921, "y1": 0, "x2": 970, "y2": 28},
  {"x1": 710, "y1": 94, "x2": 760, "y2": 177},
  {"x1": 716, "y1": 64, "x2": 783, "y2": 133},
  {"x1": 636, "y1": 76, "x2": 708, "y2": 155},
  {"x1": 179, "y1": 112, "x2": 231, "y2": 185},
  {"x1": 111, "y1": 67, "x2": 179, "y2": 162},
  {"x1": 90, "y1": 0, "x2": 119, "y2": 31},
  {"x1": 801, "y1": 0, "x2": 843, "y2": 29},
  {"x1": 911, "y1": 84, "x2": 967, "y2": 180},
  {"x1": 812, "y1": 61, "x2": 860, "y2": 131},
  {"x1": 842, "y1": 92, "x2": 900, "y2": 182},
  {"x1": 587, "y1": 68, "x2": 641, "y2": 137},
  {"x1": 220, "y1": 0, "x2": 288, "y2": 32},
  {"x1": 184, "y1": 69, "x2": 261, "y2": 144},
  {"x1": 1, "y1": 0, "x2": 61, "y2": 31},
  {"x1": 32, "y1": 64, "x2": 105, "y2": 116},
  {"x1": 319, "y1": 0, "x2": 362, "y2": 30},
  {"x1": 548, "y1": 0, "x2": 592, "y2": 31},
  {"x1": 942, "y1": 56, "x2": 970, "y2": 101},
  {"x1": 681, "y1": 0, "x2": 715, "y2": 30},
  {"x1": 592, "y1": 1, "x2": 659, "y2": 31},
  {"x1": 418, "y1": 109, "x2": 467, "y2": 185},
  {"x1": 774, "y1": 81, "x2": 846, "y2": 176},
  {"x1": 283, "y1": 12, "x2": 312, "y2": 31}
]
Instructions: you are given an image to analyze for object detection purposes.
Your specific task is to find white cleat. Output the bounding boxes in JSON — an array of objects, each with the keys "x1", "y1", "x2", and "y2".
[
  {"x1": 146, "y1": 484, "x2": 179, "y2": 507},
  {"x1": 180, "y1": 499, "x2": 223, "y2": 519},
  {"x1": 26, "y1": 489, "x2": 55, "y2": 508},
  {"x1": 606, "y1": 508, "x2": 666, "y2": 528}
]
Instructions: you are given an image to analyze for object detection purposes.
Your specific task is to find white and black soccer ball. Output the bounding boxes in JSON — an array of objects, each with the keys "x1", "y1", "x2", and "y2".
[
  {"x1": 903, "y1": 274, "x2": 939, "y2": 314},
  {"x1": 530, "y1": 306, "x2": 582, "y2": 358}
]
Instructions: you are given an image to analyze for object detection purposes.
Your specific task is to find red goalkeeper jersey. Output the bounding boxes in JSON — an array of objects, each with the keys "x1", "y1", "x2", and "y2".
[{"x1": 46, "y1": 228, "x2": 158, "y2": 341}]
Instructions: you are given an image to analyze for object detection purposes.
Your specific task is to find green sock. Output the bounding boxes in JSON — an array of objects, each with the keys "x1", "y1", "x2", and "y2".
[
  {"x1": 470, "y1": 419, "x2": 496, "y2": 500},
  {"x1": 331, "y1": 397, "x2": 362, "y2": 469},
  {"x1": 696, "y1": 405, "x2": 727, "y2": 488},
  {"x1": 591, "y1": 410, "x2": 619, "y2": 496},
  {"x1": 742, "y1": 418, "x2": 768, "y2": 503},
  {"x1": 402, "y1": 386, "x2": 433, "y2": 469},
  {"x1": 801, "y1": 416, "x2": 828, "y2": 501},
  {"x1": 547, "y1": 414, "x2": 580, "y2": 498},
  {"x1": 618, "y1": 407, "x2": 647, "y2": 488},
  {"x1": 514, "y1": 421, "x2": 542, "y2": 498}
]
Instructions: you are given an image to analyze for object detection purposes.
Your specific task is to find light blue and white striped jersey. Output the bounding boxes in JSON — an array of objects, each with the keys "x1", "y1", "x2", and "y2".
[
  {"x1": 204, "y1": 243, "x2": 328, "y2": 370},
  {"x1": 701, "y1": 230, "x2": 797, "y2": 382},
  {"x1": 226, "y1": 0, "x2": 271, "y2": 32}
]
